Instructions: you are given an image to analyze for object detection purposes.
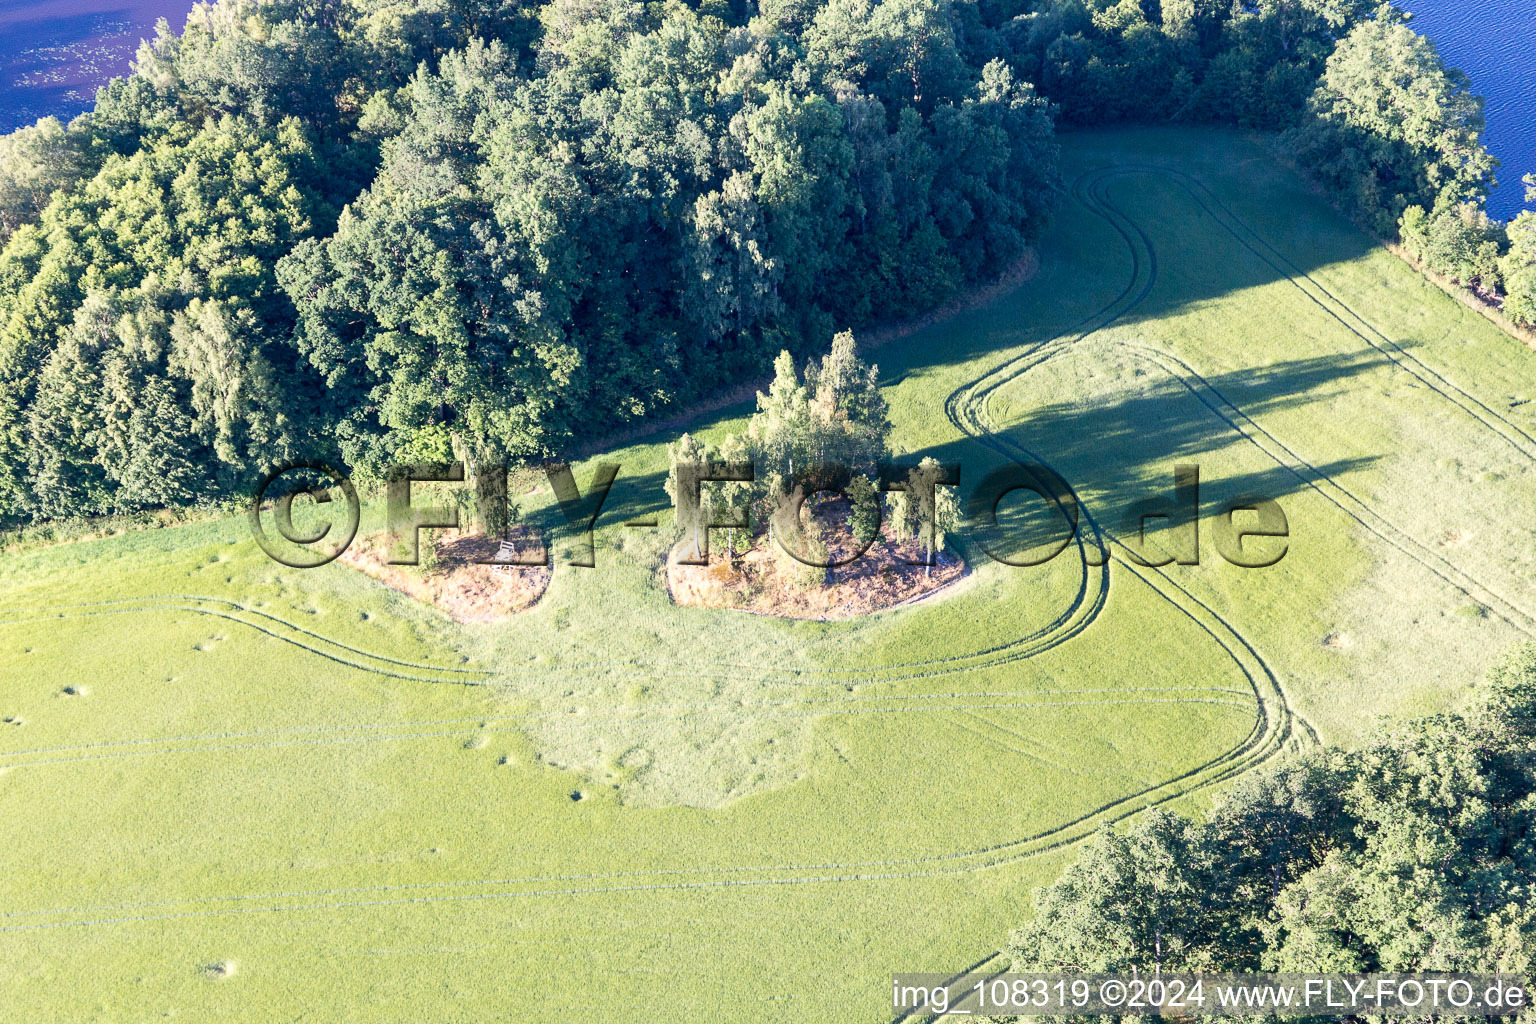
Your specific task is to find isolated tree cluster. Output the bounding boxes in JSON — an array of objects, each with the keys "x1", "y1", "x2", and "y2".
[
  {"x1": 667, "y1": 330, "x2": 889, "y2": 562},
  {"x1": 666, "y1": 331, "x2": 957, "y2": 579}
]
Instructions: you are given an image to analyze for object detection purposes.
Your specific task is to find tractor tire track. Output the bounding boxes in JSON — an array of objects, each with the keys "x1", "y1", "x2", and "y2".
[
  {"x1": 940, "y1": 165, "x2": 1309, "y2": 804},
  {"x1": 1067, "y1": 168, "x2": 1536, "y2": 634},
  {"x1": 3, "y1": 164, "x2": 1372, "y2": 935},
  {"x1": 1128, "y1": 164, "x2": 1536, "y2": 460}
]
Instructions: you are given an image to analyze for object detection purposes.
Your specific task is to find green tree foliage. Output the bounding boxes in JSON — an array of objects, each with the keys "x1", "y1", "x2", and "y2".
[
  {"x1": 87, "y1": 0, "x2": 523, "y2": 153},
  {"x1": 896, "y1": 454, "x2": 959, "y2": 575},
  {"x1": 1270, "y1": 10, "x2": 1536, "y2": 331},
  {"x1": 669, "y1": 333, "x2": 890, "y2": 561},
  {"x1": 1005, "y1": 0, "x2": 1369, "y2": 129},
  {"x1": 278, "y1": 39, "x2": 583, "y2": 469},
  {"x1": 0, "y1": 0, "x2": 493, "y2": 518},
  {"x1": 1288, "y1": 9, "x2": 1495, "y2": 233},
  {"x1": 0, "y1": 115, "x2": 332, "y2": 517},
  {"x1": 684, "y1": 171, "x2": 781, "y2": 350},
  {"x1": 0, "y1": 0, "x2": 1062, "y2": 524},
  {"x1": 749, "y1": 350, "x2": 816, "y2": 491},
  {"x1": 1011, "y1": 810, "x2": 1228, "y2": 972},
  {"x1": 0, "y1": 117, "x2": 93, "y2": 246},
  {"x1": 1400, "y1": 200, "x2": 1506, "y2": 289},
  {"x1": 930, "y1": 460, "x2": 960, "y2": 551},
  {"x1": 745, "y1": 336, "x2": 891, "y2": 501},
  {"x1": 665, "y1": 431, "x2": 713, "y2": 559},
  {"x1": 804, "y1": 331, "x2": 892, "y2": 474},
  {"x1": 846, "y1": 471, "x2": 881, "y2": 544},
  {"x1": 283, "y1": 0, "x2": 1060, "y2": 475},
  {"x1": 803, "y1": 0, "x2": 971, "y2": 112},
  {"x1": 1007, "y1": 643, "x2": 1536, "y2": 980},
  {"x1": 1500, "y1": 176, "x2": 1536, "y2": 328},
  {"x1": 887, "y1": 482, "x2": 918, "y2": 543},
  {"x1": 716, "y1": 431, "x2": 754, "y2": 557},
  {"x1": 773, "y1": 512, "x2": 831, "y2": 590}
]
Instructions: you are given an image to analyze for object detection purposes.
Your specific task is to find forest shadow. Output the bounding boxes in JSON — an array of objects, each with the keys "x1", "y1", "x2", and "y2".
[
  {"x1": 895, "y1": 348, "x2": 1384, "y2": 559},
  {"x1": 572, "y1": 152, "x2": 1397, "y2": 476},
  {"x1": 1084, "y1": 167, "x2": 1381, "y2": 333},
  {"x1": 569, "y1": 348, "x2": 1384, "y2": 573},
  {"x1": 568, "y1": 147, "x2": 1409, "y2": 557},
  {"x1": 871, "y1": 156, "x2": 1385, "y2": 384}
]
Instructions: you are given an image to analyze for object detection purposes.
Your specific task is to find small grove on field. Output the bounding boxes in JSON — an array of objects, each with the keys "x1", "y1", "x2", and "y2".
[
  {"x1": 0, "y1": 0, "x2": 1531, "y2": 530},
  {"x1": 663, "y1": 332, "x2": 960, "y2": 601}
]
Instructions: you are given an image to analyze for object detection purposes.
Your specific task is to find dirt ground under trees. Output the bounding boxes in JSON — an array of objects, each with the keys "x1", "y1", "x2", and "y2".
[
  {"x1": 338, "y1": 529, "x2": 551, "y2": 623},
  {"x1": 666, "y1": 497, "x2": 966, "y2": 620}
]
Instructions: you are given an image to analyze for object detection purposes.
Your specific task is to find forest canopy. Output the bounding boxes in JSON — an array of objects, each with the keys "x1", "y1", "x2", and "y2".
[
  {"x1": 0, "y1": 0, "x2": 1528, "y2": 524},
  {"x1": 0, "y1": 0, "x2": 1062, "y2": 522}
]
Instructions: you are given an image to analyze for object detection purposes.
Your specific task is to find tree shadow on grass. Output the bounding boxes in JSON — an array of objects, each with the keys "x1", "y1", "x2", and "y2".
[
  {"x1": 889, "y1": 349, "x2": 1385, "y2": 561},
  {"x1": 850, "y1": 153, "x2": 1394, "y2": 393},
  {"x1": 566, "y1": 153, "x2": 1395, "y2": 490},
  {"x1": 572, "y1": 349, "x2": 1383, "y2": 577}
]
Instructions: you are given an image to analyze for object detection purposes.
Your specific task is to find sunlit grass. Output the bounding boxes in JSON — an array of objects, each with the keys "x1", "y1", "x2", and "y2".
[{"x1": 2, "y1": 128, "x2": 1533, "y2": 1020}]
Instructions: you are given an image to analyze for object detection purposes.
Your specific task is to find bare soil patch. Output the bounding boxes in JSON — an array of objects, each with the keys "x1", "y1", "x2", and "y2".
[
  {"x1": 338, "y1": 529, "x2": 550, "y2": 623},
  {"x1": 666, "y1": 498, "x2": 966, "y2": 620}
]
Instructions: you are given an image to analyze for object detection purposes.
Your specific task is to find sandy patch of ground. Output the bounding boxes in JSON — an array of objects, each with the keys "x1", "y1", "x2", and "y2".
[
  {"x1": 1322, "y1": 632, "x2": 1353, "y2": 651},
  {"x1": 339, "y1": 529, "x2": 550, "y2": 622},
  {"x1": 666, "y1": 499, "x2": 965, "y2": 620}
]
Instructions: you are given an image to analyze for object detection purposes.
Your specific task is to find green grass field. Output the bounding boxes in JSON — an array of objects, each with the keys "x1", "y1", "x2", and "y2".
[{"x1": 5, "y1": 127, "x2": 1536, "y2": 1021}]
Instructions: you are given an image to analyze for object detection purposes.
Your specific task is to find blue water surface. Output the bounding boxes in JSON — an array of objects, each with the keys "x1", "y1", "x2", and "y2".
[
  {"x1": 1403, "y1": 0, "x2": 1536, "y2": 220},
  {"x1": 0, "y1": 0, "x2": 188, "y2": 131}
]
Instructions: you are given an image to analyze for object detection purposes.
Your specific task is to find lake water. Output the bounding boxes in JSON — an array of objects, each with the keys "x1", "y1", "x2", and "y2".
[
  {"x1": 0, "y1": 0, "x2": 187, "y2": 130},
  {"x1": 0, "y1": 0, "x2": 1531, "y2": 217},
  {"x1": 1401, "y1": 0, "x2": 1536, "y2": 220}
]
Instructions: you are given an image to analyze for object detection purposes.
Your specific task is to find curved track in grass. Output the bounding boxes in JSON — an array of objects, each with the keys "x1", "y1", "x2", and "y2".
[
  {"x1": 1057, "y1": 167, "x2": 1536, "y2": 633},
  {"x1": 18, "y1": 161, "x2": 1535, "y2": 934},
  {"x1": 0, "y1": 165, "x2": 1306, "y2": 936}
]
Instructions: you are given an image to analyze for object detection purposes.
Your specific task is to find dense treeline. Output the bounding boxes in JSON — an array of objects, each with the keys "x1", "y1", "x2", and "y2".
[
  {"x1": 1005, "y1": 0, "x2": 1375, "y2": 128},
  {"x1": 0, "y1": 0, "x2": 1061, "y2": 522},
  {"x1": 1004, "y1": 643, "x2": 1536, "y2": 987},
  {"x1": 950, "y1": 0, "x2": 1536, "y2": 328},
  {"x1": 1, "y1": 0, "x2": 1533, "y2": 524}
]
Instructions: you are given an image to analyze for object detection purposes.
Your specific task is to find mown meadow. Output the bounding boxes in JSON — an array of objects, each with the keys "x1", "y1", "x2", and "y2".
[{"x1": 3, "y1": 128, "x2": 1535, "y2": 1021}]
